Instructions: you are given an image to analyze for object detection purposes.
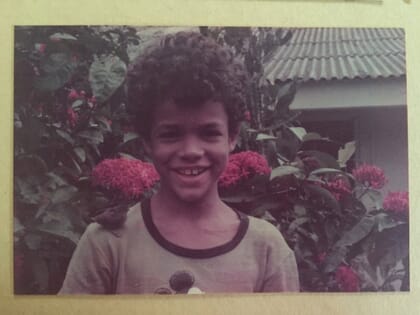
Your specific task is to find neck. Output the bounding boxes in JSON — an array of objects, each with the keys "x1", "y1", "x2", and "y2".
[{"x1": 151, "y1": 192, "x2": 226, "y2": 220}]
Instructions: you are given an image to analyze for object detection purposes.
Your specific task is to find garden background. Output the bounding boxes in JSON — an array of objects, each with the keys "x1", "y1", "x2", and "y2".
[
  {"x1": 1, "y1": 0, "x2": 420, "y2": 314},
  {"x1": 13, "y1": 25, "x2": 409, "y2": 294}
]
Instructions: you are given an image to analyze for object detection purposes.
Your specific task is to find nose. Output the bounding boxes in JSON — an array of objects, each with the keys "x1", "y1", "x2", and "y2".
[{"x1": 178, "y1": 135, "x2": 204, "y2": 160}]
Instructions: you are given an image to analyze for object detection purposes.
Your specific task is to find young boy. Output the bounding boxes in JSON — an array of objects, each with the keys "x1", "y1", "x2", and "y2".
[{"x1": 59, "y1": 31, "x2": 299, "y2": 294}]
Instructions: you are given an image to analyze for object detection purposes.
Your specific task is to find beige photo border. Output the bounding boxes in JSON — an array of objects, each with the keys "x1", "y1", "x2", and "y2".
[{"x1": 1, "y1": 0, "x2": 419, "y2": 314}]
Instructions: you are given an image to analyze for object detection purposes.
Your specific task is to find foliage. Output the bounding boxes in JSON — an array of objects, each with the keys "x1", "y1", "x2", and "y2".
[
  {"x1": 205, "y1": 26, "x2": 409, "y2": 292},
  {"x1": 14, "y1": 26, "x2": 143, "y2": 294}
]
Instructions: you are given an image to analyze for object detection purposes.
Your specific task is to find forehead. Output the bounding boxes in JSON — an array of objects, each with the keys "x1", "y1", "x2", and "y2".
[{"x1": 152, "y1": 100, "x2": 229, "y2": 128}]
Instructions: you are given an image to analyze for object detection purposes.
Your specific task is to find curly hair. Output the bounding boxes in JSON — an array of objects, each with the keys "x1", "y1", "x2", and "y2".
[{"x1": 127, "y1": 31, "x2": 249, "y2": 139}]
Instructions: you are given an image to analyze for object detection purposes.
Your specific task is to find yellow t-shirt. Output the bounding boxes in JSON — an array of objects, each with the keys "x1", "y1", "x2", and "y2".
[{"x1": 59, "y1": 199, "x2": 299, "y2": 294}]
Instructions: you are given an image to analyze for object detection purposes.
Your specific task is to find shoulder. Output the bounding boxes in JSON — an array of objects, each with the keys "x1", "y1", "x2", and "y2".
[
  {"x1": 246, "y1": 216, "x2": 282, "y2": 240},
  {"x1": 83, "y1": 203, "x2": 143, "y2": 241},
  {"x1": 244, "y1": 215, "x2": 292, "y2": 253}
]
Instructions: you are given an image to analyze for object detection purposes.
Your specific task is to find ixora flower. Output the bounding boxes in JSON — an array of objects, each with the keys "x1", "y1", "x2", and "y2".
[
  {"x1": 383, "y1": 191, "x2": 409, "y2": 217},
  {"x1": 91, "y1": 158, "x2": 160, "y2": 201},
  {"x1": 67, "y1": 89, "x2": 80, "y2": 100},
  {"x1": 335, "y1": 265, "x2": 360, "y2": 292},
  {"x1": 352, "y1": 163, "x2": 387, "y2": 189},
  {"x1": 218, "y1": 151, "x2": 270, "y2": 188},
  {"x1": 324, "y1": 178, "x2": 352, "y2": 201}
]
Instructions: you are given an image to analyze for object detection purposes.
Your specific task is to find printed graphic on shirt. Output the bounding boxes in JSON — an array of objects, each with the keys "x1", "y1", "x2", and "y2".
[{"x1": 154, "y1": 270, "x2": 204, "y2": 294}]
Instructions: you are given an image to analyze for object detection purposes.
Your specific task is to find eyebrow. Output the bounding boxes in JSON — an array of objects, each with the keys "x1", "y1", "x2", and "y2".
[{"x1": 155, "y1": 121, "x2": 225, "y2": 129}]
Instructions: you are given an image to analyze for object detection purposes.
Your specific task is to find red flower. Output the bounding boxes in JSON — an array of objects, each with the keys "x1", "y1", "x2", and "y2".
[
  {"x1": 67, "y1": 108, "x2": 78, "y2": 127},
  {"x1": 91, "y1": 158, "x2": 160, "y2": 201},
  {"x1": 218, "y1": 151, "x2": 271, "y2": 188},
  {"x1": 352, "y1": 164, "x2": 387, "y2": 189},
  {"x1": 324, "y1": 178, "x2": 352, "y2": 201},
  {"x1": 383, "y1": 191, "x2": 409, "y2": 217},
  {"x1": 335, "y1": 265, "x2": 360, "y2": 292},
  {"x1": 68, "y1": 89, "x2": 80, "y2": 100}
]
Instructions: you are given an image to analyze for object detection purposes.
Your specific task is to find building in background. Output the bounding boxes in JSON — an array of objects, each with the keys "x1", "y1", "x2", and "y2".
[{"x1": 264, "y1": 28, "x2": 407, "y2": 191}]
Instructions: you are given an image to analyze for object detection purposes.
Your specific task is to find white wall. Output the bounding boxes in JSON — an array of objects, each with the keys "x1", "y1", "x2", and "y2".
[
  {"x1": 297, "y1": 107, "x2": 408, "y2": 193},
  {"x1": 290, "y1": 77, "x2": 406, "y2": 110},
  {"x1": 356, "y1": 107, "x2": 408, "y2": 192}
]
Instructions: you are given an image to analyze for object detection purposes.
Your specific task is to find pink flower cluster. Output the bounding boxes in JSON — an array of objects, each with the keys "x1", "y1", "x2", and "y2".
[
  {"x1": 91, "y1": 158, "x2": 160, "y2": 201},
  {"x1": 218, "y1": 151, "x2": 271, "y2": 188},
  {"x1": 383, "y1": 191, "x2": 409, "y2": 217},
  {"x1": 324, "y1": 178, "x2": 352, "y2": 201},
  {"x1": 352, "y1": 164, "x2": 387, "y2": 189},
  {"x1": 335, "y1": 265, "x2": 360, "y2": 292}
]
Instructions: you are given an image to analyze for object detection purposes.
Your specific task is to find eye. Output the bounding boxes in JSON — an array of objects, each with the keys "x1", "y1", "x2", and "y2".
[
  {"x1": 201, "y1": 129, "x2": 223, "y2": 139},
  {"x1": 156, "y1": 129, "x2": 182, "y2": 141}
]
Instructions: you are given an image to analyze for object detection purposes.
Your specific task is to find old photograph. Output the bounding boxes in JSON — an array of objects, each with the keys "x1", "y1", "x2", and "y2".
[{"x1": 13, "y1": 26, "x2": 408, "y2": 294}]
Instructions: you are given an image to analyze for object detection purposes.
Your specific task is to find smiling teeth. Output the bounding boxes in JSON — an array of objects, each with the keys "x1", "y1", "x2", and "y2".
[{"x1": 177, "y1": 168, "x2": 205, "y2": 176}]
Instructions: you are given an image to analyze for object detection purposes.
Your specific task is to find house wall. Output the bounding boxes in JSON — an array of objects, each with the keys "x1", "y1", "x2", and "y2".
[
  {"x1": 356, "y1": 107, "x2": 408, "y2": 192},
  {"x1": 290, "y1": 76, "x2": 408, "y2": 192},
  {"x1": 290, "y1": 77, "x2": 406, "y2": 110}
]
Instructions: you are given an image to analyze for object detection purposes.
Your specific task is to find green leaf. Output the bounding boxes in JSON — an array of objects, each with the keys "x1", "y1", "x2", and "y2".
[
  {"x1": 338, "y1": 141, "x2": 356, "y2": 168},
  {"x1": 270, "y1": 165, "x2": 302, "y2": 180},
  {"x1": 14, "y1": 217, "x2": 25, "y2": 234},
  {"x1": 77, "y1": 129, "x2": 104, "y2": 144},
  {"x1": 14, "y1": 154, "x2": 48, "y2": 176},
  {"x1": 37, "y1": 222, "x2": 80, "y2": 244},
  {"x1": 323, "y1": 246, "x2": 348, "y2": 273},
  {"x1": 376, "y1": 213, "x2": 405, "y2": 232},
  {"x1": 289, "y1": 127, "x2": 306, "y2": 141},
  {"x1": 73, "y1": 147, "x2": 86, "y2": 162},
  {"x1": 256, "y1": 133, "x2": 277, "y2": 141},
  {"x1": 118, "y1": 152, "x2": 137, "y2": 160},
  {"x1": 274, "y1": 80, "x2": 296, "y2": 113},
  {"x1": 123, "y1": 132, "x2": 140, "y2": 144},
  {"x1": 50, "y1": 186, "x2": 78, "y2": 204},
  {"x1": 72, "y1": 99, "x2": 84, "y2": 108},
  {"x1": 303, "y1": 151, "x2": 340, "y2": 169},
  {"x1": 24, "y1": 233, "x2": 42, "y2": 250},
  {"x1": 303, "y1": 182, "x2": 340, "y2": 213},
  {"x1": 56, "y1": 129, "x2": 75, "y2": 145},
  {"x1": 356, "y1": 187, "x2": 382, "y2": 212},
  {"x1": 49, "y1": 32, "x2": 77, "y2": 41},
  {"x1": 95, "y1": 116, "x2": 112, "y2": 132},
  {"x1": 337, "y1": 216, "x2": 376, "y2": 247},
  {"x1": 89, "y1": 54, "x2": 127, "y2": 103},
  {"x1": 294, "y1": 204, "x2": 307, "y2": 216},
  {"x1": 302, "y1": 132, "x2": 322, "y2": 142},
  {"x1": 309, "y1": 168, "x2": 346, "y2": 177},
  {"x1": 288, "y1": 217, "x2": 310, "y2": 235},
  {"x1": 34, "y1": 53, "x2": 75, "y2": 91},
  {"x1": 221, "y1": 193, "x2": 259, "y2": 203}
]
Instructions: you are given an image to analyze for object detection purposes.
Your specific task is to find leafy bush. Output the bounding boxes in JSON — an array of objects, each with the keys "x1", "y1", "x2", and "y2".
[{"x1": 14, "y1": 26, "x2": 144, "y2": 293}]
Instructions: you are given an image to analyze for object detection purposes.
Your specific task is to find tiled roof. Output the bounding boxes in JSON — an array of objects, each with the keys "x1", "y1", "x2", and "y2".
[{"x1": 264, "y1": 28, "x2": 405, "y2": 82}]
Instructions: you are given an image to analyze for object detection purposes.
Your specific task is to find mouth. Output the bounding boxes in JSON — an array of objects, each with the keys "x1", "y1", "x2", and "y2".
[{"x1": 174, "y1": 167, "x2": 209, "y2": 177}]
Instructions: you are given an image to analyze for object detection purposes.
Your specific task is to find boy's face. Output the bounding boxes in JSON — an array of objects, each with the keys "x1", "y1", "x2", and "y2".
[{"x1": 145, "y1": 100, "x2": 237, "y2": 204}]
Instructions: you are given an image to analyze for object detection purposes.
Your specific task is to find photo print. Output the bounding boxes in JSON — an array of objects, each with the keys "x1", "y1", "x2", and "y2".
[{"x1": 13, "y1": 26, "x2": 408, "y2": 294}]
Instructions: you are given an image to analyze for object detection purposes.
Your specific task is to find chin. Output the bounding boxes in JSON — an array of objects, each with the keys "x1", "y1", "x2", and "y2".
[{"x1": 173, "y1": 188, "x2": 214, "y2": 205}]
